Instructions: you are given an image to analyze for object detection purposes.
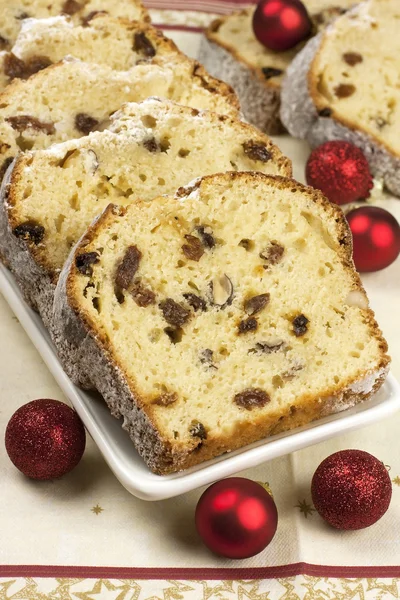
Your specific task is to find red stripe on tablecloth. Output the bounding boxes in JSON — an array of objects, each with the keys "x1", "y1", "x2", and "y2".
[{"x1": 1, "y1": 563, "x2": 400, "y2": 579}]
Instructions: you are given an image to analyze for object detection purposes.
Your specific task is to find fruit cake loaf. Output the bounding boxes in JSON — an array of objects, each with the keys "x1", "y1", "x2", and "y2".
[
  {"x1": 52, "y1": 171, "x2": 390, "y2": 474},
  {"x1": 0, "y1": 14, "x2": 180, "y2": 92},
  {"x1": 0, "y1": 55, "x2": 240, "y2": 183},
  {"x1": 0, "y1": 98, "x2": 290, "y2": 337},
  {"x1": 281, "y1": 0, "x2": 400, "y2": 197},
  {"x1": 198, "y1": 0, "x2": 356, "y2": 134},
  {"x1": 0, "y1": 0, "x2": 149, "y2": 50}
]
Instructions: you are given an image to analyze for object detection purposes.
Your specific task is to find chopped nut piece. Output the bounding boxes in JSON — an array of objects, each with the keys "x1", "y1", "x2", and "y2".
[
  {"x1": 182, "y1": 235, "x2": 204, "y2": 261},
  {"x1": 6, "y1": 115, "x2": 55, "y2": 134},
  {"x1": 211, "y1": 274, "x2": 233, "y2": 307},
  {"x1": 183, "y1": 293, "x2": 207, "y2": 312},
  {"x1": 343, "y1": 52, "x2": 363, "y2": 66},
  {"x1": 115, "y1": 245, "x2": 142, "y2": 290},
  {"x1": 292, "y1": 314, "x2": 309, "y2": 337},
  {"x1": 243, "y1": 140, "x2": 272, "y2": 163},
  {"x1": 234, "y1": 388, "x2": 270, "y2": 410},
  {"x1": 160, "y1": 299, "x2": 190, "y2": 327},
  {"x1": 153, "y1": 392, "x2": 178, "y2": 406},
  {"x1": 75, "y1": 251, "x2": 100, "y2": 276},
  {"x1": 190, "y1": 421, "x2": 207, "y2": 440},
  {"x1": 199, "y1": 349, "x2": 217, "y2": 370},
  {"x1": 260, "y1": 241, "x2": 285, "y2": 265},
  {"x1": 133, "y1": 32, "x2": 156, "y2": 57},
  {"x1": 244, "y1": 293, "x2": 270, "y2": 316},
  {"x1": 131, "y1": 280, "x2": 156, "y2": 307},
  {"x1": 334, "y1": 84, "x2": 356, "y2": 99},
  {"x1": 238, "y1": 317, "x2": 258, "y2": 334},
  {"x1": 262, "y1": 67, "x2": 283, "y2": 79},
  {"x1": 13, "y1": 221, "x2": 45, "y2": 245},
  {"x1": 196, "y1": 225, "x2": 215, "y2": 249},
  {"x1": 75, "y1": 113, "x2": 99, "y2": 135},
  {"x1": 249, "y1": 340, "x2": 285, "y2": 355}
]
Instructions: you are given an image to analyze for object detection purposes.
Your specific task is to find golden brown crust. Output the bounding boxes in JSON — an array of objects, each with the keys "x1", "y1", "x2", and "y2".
[{"x1": 63, "y1": 172, "x2": 390, "y2": 474}]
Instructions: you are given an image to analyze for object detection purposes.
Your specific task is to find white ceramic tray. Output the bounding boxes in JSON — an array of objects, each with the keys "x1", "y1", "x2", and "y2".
[{"x1": 1, "y1": 262, "x2": 399, "y2": 501}]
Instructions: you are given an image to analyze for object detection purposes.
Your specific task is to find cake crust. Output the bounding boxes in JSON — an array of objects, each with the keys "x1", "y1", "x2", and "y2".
[{"x1": 52, "y1": 172, "x2": 390, "y2": 474}]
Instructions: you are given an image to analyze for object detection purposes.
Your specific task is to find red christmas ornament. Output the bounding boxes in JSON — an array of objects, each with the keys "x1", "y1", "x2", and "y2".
[
  {"x1": 306, "y1": 141, "x2": 373, "y2": 205},
  {"x1": 5, "y1": 399, "x2": 86, "y2": 480},
  {"x1": 253, "y1": 0, "x2": 312, "y2": 51},
  {"x1": 346, "y1": 206, "x2": 400, "y2": 272},
  {"x1": 195, "y1": 477, "x2": 278, "y2": 559},
  {"x1": 311, "y1": 450, "x2": 392, "y2": 530}
]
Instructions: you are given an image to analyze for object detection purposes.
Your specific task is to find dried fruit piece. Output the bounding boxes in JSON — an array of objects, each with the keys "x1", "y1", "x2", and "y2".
[
  {"x1": 4, "y1": 53, "x2": 26, "y2": 79},
  {"x1": 131, "y1": 280, "x2": 156, "y2": 307},
  {"x1": 160, "y1": 299, "x2": 190, "y2": 327},
  {"x1": 153, "y1": 392, "x2": 178, "y2": 406},
  {"x1": 199, "y1": 349, "x2": 217, "y2": 370},
  {"x1": 6, "y1": 115, "x2": 55, "y2": 134},
  {"x1": 75, "y1": 113, "x2": 99, "y2": 135},
  {"x1": 343, "y1": 52, "x2": 363, "y2": 66},
  {"x1": 292, "y1": 314, "x2": 309, "y2": 337},
  {"x1": 82, "y1": 10, "x2": 108, "y2": 25},
  {"x1": 183, "y1": 293, "x2": 207, "y2": 312},
  {"x1": 62, "y1": 0, "x2": 82, "y2": 15},
  {"x1": 262, "y1": 67, "x2": 283, "y2": 79},
  {"x1": 260, "y1": 242, "x2": 285, "y2": 266},
  {"x1": 164, "y1": 327, "x2": 183, "y2": 344},
  {"x1": 196, "y1": 225, "x2": 215, "y2": 249},
  {"x1": 133, "y1": 32, "x2": 156, "y2": 57},
  {"x1": 182, "y1": 235, "x2": 204, "y2": 261},
  {"x1": 0, "y1": 36, "x2": 9, "y2": 50},
  {"x1": 211, "y1": 274, "x2": 233, "y2": 307},
  {"x1": 75, "y1": 251, "x2": 100, "y2": 275},
  {"x1": 190, "y1": 421, "x2": 207, "y2": 440},
  {"x1": 243, "y1": 140, "x2": 272, "y2": 163},
  {"x1": 319, "y1": 107, "x2": 332, "y2": 117},
  {"x1": 244, "y1": 293, "x2": 270, "y2": 316},
  {"x1": 238, "y1": 317, "x2": 258, "y2": 334},
  {"x1": 334, "y1": 84, "x2": 356, "y2": 99},
  {"x1": 234, "y1": 388, "x2": 270, "y2": 410},
  {"x1": 115, "y1": 245, "x2": 142, "y2": 290},
  {"x1": 24, "y1": 55, "x2": 52, "y2": 76},
  {"x1": 13, "y1": 221, "x2": 45, "y2": 244},
  {"x1": 143, "y1": 137, "x2": 159, "y2": 152},
  {"x1": 249, "y1": 340, "x2": 285, "y2": 355},
  {"x1": 239, "y1": 238, "x2": 254, "y2": 251}
]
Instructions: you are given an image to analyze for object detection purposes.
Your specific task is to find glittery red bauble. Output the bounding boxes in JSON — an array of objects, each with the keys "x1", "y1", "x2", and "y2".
[
  {"x1": 253, "y1": 0, "x2": 312, "y2": 51},
  {"x1": 195, "y1": 478, "x2": 278, "y2": 558},
  {"x1": 5, "y1": 399, "x2": 86, "y2": 480},
  {"x1": 306, "y1": 141, "x2": 373, "y2": 205},
  {"x1": 346, "y1": 206, "x2": 400, "y2": 273},
  {"x1": 311, "y1": 450, "x2": 392, "y2": 530}
]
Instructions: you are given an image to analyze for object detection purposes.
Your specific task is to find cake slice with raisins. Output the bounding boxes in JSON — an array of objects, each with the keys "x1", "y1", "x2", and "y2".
[
  {"x1": 0, "y1": 0, "x2": 149, "y2": 50},
  {"x1": 0, "y1": 14, "x2": 180, "y2": 92},
  {"x1": 0, "y1": 53, "x2": 239, "y2": 184},
  {"x1": 198, "y1": 0, "x2": 356, "y2": 134},
  {"x1": 281, "y1": 0, "x2": 400, "y2": 196},
  {"x1": 0, "y1": 98, "x2": 290, "y2": 340},
  {"x1": 53, "y1": 171, "x2": 390, "y2": 474}
]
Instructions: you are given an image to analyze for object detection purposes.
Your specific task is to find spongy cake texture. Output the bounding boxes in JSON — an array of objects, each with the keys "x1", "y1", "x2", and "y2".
[
  {"x1": 53, "y1": 171, "x2": 390, "y2": 474},
  {"x1": 280, "y1": 0, "x2": 400, "y2": 196}
]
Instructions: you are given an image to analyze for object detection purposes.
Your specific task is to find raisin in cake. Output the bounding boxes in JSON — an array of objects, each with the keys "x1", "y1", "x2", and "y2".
[
  {"x1": 0, "y1": 98, "x2": 290, "y2": 341},
  {"x1": 0, "y1": 14, "x2": 180, "y2": 92},
  {"x1": 281, "y1": 0, "x2": 400, "y2": 197},
  {"x1": 52, "y1": 171, "x2": 390, "y2": 474},
  {"x1": 199, "y1": 0, "x2": 356, "y2": 134},
  {"x1": 0, "y1": 55, "x2": 239, "y2": 182},
  {"x1": 0, "y1": 0, "x2": 149, "y2": 50}
]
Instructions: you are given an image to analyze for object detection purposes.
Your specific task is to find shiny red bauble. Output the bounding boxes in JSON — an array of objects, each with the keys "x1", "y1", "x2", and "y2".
[
  {"x1": 306, "y1": 141, "x2": 373, "y2": 205},
  {"x1": 253, "y1": 0, "x2": 312, "y2": 51},
  {"x1": 311, "y1": 450, "x2": 392, "y2": 530},
  {"x1": 5, "y1": 399, "x2": 86, "y2": 480},
  {"x1": 195, "y1": 478, "x2": 278, "y2": 559},
  {"x1": 346, "y1": 206, "x2": 400, "y2": 272}
]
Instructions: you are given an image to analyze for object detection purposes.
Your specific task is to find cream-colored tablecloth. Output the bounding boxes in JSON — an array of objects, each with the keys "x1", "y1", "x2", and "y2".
[{"x1": 1, "y1": 4, "x2": 400, "y2": 599}]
